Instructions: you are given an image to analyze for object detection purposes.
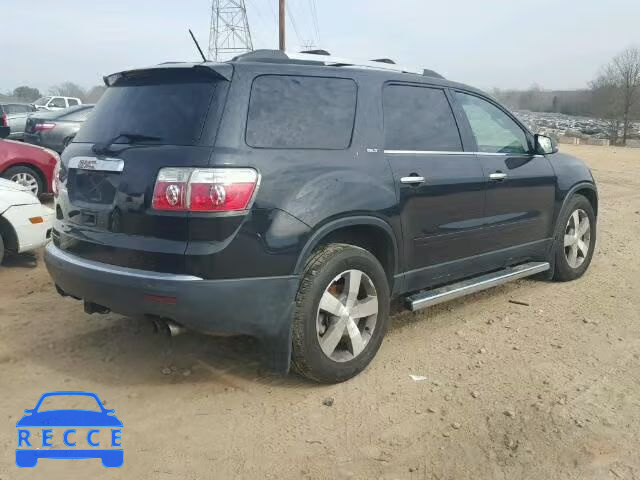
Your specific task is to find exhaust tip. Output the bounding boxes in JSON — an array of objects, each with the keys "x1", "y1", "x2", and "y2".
[
  {"x1": 83, "y1": 301, "x2": 110, "y2": 315},
  {"x1": 151, "y1": 318, "x2": 185, "y2": 337}
]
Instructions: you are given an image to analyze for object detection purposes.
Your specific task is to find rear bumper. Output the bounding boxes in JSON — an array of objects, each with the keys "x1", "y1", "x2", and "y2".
[{"x1": 44, "y1": 243, "x2": 299, "y2": 372}]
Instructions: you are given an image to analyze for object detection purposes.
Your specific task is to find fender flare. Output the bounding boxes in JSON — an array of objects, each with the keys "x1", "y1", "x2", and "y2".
[
  {"x1": 558, "y1": 182, "x2": 598, "y2": 222},
  {"x1": 293, "y1": 216, "x2": 399, "y2": 275}
]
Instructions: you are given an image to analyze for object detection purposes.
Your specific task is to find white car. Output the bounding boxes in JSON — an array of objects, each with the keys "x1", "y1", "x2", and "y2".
[
  {"x1": 32, "y1": 96, "x2": 82, "y2": 111},
  {"x1": 0, "y1": 178, "x2": 53, "y2": 263}
]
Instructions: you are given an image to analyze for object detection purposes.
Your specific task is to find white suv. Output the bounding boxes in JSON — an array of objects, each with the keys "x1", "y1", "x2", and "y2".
[{"x1": 33, "y1": 96, "x2": 82, "y2": 111}]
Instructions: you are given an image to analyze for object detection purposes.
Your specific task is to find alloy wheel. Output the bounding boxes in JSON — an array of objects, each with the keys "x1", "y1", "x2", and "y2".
[
  {"x1": 564, "y1": 209, "x2": 591, "y2": 268},
  {"x1": 10, "y1": 172, "x2": 39, "y2": 196},
  {"x1": 316, "y1": 269, "x2": 379, "y2": 362}
]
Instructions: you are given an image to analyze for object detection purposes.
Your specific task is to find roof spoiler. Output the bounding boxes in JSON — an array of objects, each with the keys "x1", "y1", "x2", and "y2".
[{"x1": 103, "y1": 62, "x2": 233, "y2": 86}]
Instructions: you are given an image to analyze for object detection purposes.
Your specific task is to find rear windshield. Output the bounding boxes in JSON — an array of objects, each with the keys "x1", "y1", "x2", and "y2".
[{"x1": 75, "y1": 70, "x2": 219, "y2": 146}]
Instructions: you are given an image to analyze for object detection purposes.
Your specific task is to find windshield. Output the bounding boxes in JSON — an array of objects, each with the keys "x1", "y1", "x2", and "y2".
[
  {"x1": 75, "y1": 70, "x2": 220, "y2": 146},
  {"x1": 34, "y1": 96, "x2": 51, "y2": 106}
]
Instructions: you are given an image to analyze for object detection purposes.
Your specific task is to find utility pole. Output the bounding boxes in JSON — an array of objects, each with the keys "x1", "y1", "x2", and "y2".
[
  {"x1": 279, "y1": 0, "x2": 285, "y2": 51},
  {"x1": 209, "y1": 0, "x2": 253, "y2": 61}
]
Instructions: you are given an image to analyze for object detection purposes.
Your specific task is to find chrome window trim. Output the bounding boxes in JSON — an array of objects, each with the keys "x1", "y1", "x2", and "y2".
[
  {"x1": 384, "y1": 150, "x2": 542, "y2": 157},
  {"x1": 384, "y1": 150, "x2": 470, "y2": 155},
  {"x1": 46, "y1": 243, "x2": 203, "y2": 281}
]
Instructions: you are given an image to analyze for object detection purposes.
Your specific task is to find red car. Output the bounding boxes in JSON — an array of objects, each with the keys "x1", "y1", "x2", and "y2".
[{"x1": 0, "y1": 134, "x2": 58, "y2": 197}]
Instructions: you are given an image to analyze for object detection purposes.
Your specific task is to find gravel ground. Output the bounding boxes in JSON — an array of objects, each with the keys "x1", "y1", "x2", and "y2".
[{"x1": 1, "y1": 145, "x2": 639, "y2": 479}]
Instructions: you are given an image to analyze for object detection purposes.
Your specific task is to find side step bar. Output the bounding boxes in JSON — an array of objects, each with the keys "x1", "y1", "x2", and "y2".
[{"x1": 405, "y1": 262, "x2": 550, "y2": 311}]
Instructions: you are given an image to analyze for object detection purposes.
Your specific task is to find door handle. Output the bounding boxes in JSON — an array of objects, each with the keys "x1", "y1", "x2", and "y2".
[
  {"x1": 489, "y1": 172, "x2": 508, "y2": 181},
  {"x1": 400, "y1": 176, "x2": 425, "y2": 185}
]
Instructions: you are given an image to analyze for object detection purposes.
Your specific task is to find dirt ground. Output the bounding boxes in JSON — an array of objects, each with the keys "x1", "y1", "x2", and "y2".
[{"x1": 1, "y1": 144, "x2": 639, "y2": 479}]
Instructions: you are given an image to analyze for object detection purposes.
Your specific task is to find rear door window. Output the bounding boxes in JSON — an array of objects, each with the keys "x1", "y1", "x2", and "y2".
[
  {"x1": 75, "y1": 70, "x2": 220, "y2": 146},
  {"x1": 383, "y1": 84, "x2": 462, "y2": 151},
  {"x1": 246, "y1": 75, "x2": 357, "y2": 149},
  {"x1": 67, "y1": 98, "x2": 79, "y2": 106}
]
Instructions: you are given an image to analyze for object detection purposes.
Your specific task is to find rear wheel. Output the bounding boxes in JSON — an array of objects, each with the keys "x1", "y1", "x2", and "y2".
[
  {"x1": 0, "y1": 234, "x2": 4, "y2": 265},
  {"x1": 2, "y1": 166, "x2": 43, "y2": 196},
  {"x1": 291, "y1": 244, "x2": 390, "y2": 383},
  {"x1": 552, "y1": 194, "x2": 596, "y2": 281}
]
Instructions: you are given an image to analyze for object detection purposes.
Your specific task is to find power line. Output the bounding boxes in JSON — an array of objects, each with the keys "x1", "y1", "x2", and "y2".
[
  {"x1": 309, "y1": 0, "x2": 320, "y2": 44},
  {"x1": 285, "y1": 2, "x2": 303, "y2": 46}
]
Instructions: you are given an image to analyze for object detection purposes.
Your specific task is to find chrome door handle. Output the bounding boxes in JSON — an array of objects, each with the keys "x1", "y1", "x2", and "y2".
[
  {"x1": 489, "y1": 172, "x2": 508, "y2": 181},
  {"x1": 400, "y1": 176, "x2": 425, "y2": 185}
]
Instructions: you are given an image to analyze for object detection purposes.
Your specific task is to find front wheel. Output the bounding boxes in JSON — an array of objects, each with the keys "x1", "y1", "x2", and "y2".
[
  {"x1": 552, "y1": 194, "x2": 596, "y2": 282},
  {"x1": 291, "y1": 244, "x2": 390, "y2": 383}
]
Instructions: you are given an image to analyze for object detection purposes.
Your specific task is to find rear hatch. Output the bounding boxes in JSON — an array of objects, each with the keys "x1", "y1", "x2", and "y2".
[{"x1": 54, "y1": 64, "x2": 232, "y2": 274}]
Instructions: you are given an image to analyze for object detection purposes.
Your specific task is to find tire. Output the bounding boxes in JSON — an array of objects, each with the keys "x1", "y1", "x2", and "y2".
[
  {"x1": 291, "y1": 243, "x2": 390, "y2": 383},
  {"x1": 2, "y1": 165, "x2": 43, "y2": 197},
  {"x1": 0, "y1": 234, "x2": 4, "y2": 265},
  {"x1": 552, "y1": 194, "x2": 596, "y2": 282}
]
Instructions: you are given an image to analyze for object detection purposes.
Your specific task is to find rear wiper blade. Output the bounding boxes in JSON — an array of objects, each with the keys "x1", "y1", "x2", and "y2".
[{"x1": 92, "y1": 132, "x2": 162, "y2": 155}]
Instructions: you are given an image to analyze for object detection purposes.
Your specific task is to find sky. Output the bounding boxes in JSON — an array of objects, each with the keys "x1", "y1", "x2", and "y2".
[{"x1": 2, "y1": 0, "x2": 640, "y2": 93}]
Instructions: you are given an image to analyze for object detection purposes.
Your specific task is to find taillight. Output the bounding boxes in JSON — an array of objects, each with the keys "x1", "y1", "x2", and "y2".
[
  {"x1": 152, "y1": 168, "x2": 258, "y2": 212},
  {"x1": 34, "y1": 122, "x2": 56, "y2": 132},
  {"x1": 1, "y1": 112, "x2": 7, "y2": 127}
]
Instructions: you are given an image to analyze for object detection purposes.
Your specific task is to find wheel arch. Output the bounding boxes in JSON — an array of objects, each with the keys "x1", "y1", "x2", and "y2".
[
  {"x1": 0, "y1": 214, "x2": 19, "y2": 252},
  {"x1": 294, "y1": 216, "x2": 399, "y2": 285},
  {"x1": 559, "y1": 182, "x2": 598, "y2": 220}
]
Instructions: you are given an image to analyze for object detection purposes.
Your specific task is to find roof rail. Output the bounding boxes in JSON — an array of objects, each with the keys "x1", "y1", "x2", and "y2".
[{"x1": 232, "y1": 49, "x2": 443, "y2": 78}]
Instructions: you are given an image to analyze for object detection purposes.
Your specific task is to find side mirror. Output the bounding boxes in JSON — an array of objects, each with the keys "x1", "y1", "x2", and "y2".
[
  {"x1": 0, "y1": 126, "x2": 10, "y2": 139},
  {"x1": 535, "y1": 134, "x2": 558, "y2": 155}
]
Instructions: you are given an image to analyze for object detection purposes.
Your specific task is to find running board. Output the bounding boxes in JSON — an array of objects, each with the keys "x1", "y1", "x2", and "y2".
[{"x1": 405, "y1": 262, "x2": 550, "y2": 311}]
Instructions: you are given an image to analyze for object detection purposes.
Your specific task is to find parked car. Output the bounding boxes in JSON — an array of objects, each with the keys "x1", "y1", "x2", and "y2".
[
  {"x1": 33, "y1": 96, "x2": 82, "y2": 111},
  {"x1": 1, "y1": 103, "x2": 37, "y2": 140},
  {"x1": 24, "y1": 105, "x2": 94, "y2": 153},
  {"x1": 0, "y1": 178, "x2": 53, "y2": 264},
  {"x1": 0, "y1": 127, "x2": 58, "y2": 196},
  {"x1": 44, "y1": 51, "x2": 598, "y2": 383}
]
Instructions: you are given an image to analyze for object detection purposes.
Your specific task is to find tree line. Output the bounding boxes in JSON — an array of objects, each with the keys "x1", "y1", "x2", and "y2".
[
  {"x1": 0, "y1": 82, "x2": 106, "y2": 104},
  {"x1": 495, "y1": 47, "x2": 640, "y2": 145}
]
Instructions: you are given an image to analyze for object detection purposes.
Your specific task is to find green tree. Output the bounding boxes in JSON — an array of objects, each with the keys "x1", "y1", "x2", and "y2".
[{"x1": 12, "y1": 86, "x2": 41, "y2": 102}]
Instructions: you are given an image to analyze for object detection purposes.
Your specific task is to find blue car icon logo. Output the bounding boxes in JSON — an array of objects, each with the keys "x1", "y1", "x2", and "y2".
[{"x1": 16, "y1": 391, "x2": 123, "y2": 468}]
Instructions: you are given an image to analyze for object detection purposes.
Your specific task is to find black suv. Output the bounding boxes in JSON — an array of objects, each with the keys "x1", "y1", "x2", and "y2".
[{"x1": 45, "y1": 50, "x2": 597, "y2": 383}]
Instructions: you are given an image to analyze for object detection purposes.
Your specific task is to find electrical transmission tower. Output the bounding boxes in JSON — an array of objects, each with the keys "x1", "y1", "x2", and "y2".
[{"x1": 209, "y1": 0, "x2": 253, "y2": 61}]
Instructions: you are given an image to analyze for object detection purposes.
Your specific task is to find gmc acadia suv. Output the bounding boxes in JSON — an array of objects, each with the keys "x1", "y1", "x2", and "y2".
[{"x1": 45, "y1": 50, "x2": 598, "y2": 383}]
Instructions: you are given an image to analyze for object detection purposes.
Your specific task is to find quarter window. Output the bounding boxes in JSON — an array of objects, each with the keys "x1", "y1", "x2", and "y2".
[
  {"x1": 246, "y1": 75, "x2": 357, "y2": 149},
  {"x1": 455, "y1": 92, "x2": 529, "y2": 154},
  {"x1": 383, "y1": 85, "x2": 462, "y2": 152}
]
